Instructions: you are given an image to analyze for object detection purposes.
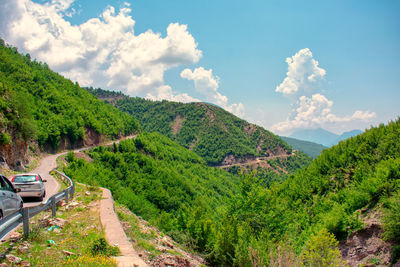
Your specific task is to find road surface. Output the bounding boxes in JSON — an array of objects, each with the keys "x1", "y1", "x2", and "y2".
[
  {"x1": 23, "y1": 135, "x2": 136, "y2": 207},
  {"x1": 23, "y1": 153, "x2": 64, "y2": 207}
]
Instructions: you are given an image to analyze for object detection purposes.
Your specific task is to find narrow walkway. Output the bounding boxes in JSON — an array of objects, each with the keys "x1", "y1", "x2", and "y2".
[{"x1": 100, "y1": 188, "x2": 148, "y2": 267}]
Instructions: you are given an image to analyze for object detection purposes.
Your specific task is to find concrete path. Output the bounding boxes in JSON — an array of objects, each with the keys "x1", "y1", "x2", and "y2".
[{"x1": 100, "y1": 188, "x2": 148, "y2": 267}]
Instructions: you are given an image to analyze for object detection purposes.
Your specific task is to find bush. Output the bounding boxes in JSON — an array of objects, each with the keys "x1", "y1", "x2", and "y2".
[
  {"x1": 301, "y1": 228, "x2": 346, "y2": 267},
  {"x1": 0, "y1": 132, "x2": 11, "y2": 145},
  {"x1": 90, "y1": 238, "x2": 120, "y2": 256},
  {"x1": 382, "y1": 191, "x2": 400, "y2": 241}
]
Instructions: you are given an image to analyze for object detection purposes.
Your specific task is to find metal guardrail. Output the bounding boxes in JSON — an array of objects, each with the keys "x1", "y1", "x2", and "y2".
[{"x1": 0, "y1": 170, "x2": 75, "y2": 240}]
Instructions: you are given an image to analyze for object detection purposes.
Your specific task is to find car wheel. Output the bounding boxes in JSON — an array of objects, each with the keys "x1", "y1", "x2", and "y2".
[
  {"x1": 43, "y1": 190, "x2": 46, "y2": 198},
  {"x1": 0, "y1": 210, "x2": 3, "y2": 221}
]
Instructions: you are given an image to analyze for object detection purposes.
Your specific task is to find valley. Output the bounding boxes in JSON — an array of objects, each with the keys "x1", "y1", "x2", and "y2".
[{"x1": 0, "y1": 39, "x2": 399, "y2": 267}]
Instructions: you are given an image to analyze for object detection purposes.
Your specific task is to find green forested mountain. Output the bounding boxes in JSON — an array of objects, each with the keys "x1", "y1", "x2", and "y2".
[
  {"x1": 213, "y1": 119, "x2": 400, "y2": 265},
  {"x1": 0, "y1": 40, "x2": 139, "y2": 157},
  {"x1": 280, "y1": 136, "x2": 327, "y2": 158},
  {"x1": 64, "y1": 132, "x2": 239, "y2": 252},
  {"x1": 65, "y1": 119, "x2": 400, "y2": 266},
  {"x1": 88, "y1": 89, "x2": 292, "y2": 165}
]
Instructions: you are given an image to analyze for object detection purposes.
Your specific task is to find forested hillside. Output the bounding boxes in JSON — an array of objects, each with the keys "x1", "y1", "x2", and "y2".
[
  {"x1": 88, "y1": 88, "x2": 292, "y2": 165},
  {"x1": 64, "y1": 132, "x2": 239, "y2": 252},
  {"x1": 213, "y1": 119, "x2": 400, "y2": 266},
  {"x1": 280, "y1": 136, "x2": 327, "y2": 158},
  {"x1": 0, "y1": 39, "x2": 139, "y2": 168},
  {"x1": 65, "y1": 119, "x2": 400, "y2": 266}
]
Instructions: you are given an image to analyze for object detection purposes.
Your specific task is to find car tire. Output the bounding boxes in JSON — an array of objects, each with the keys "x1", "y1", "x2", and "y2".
[
  {"x1": 0, "y1": 210, "x2": 3, "y2": 221},
  {"x1": 43, "y1": 190, "x2": 46, "y2": 198}
]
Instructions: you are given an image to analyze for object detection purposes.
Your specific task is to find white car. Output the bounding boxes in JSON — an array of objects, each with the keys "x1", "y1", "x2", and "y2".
[
  {"x1": 11, "y1": 173, "x2": 47, "y2": 201},
  {"x1": 0, "y1": 174, "x2": 23, "y2": 220}
]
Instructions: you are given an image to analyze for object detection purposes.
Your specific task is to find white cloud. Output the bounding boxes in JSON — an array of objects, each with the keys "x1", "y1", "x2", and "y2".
[
  {"x1": 181, "y1": 67, "x2": 245, "y2": 117},
  {"x1": 272, "y1": 48, "x2": 376, "y2": 134},
  {"x1": 276, "y1": 48, "x2": 326, "y2": 95},
  {"x1": 0, "y1": 0, "x2": 202, "y2": 102},
  {"x1": 271, "y1": 93, "x2": 376, "y2": 133}
]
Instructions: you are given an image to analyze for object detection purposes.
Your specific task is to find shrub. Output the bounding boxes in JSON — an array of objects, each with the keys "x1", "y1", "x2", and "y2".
[
  {"x1": 0, "y1": 132, "x2": 11, "y2": 145},
  {"x1": 301, "y1": 228, "x2": 346, "y2": 267},
  {"x1": 90, "y1": 238, "x2": 120, "y2": 257},
  {"x1": 382, "y1": 191, "x2": 400, "y2": 241}
]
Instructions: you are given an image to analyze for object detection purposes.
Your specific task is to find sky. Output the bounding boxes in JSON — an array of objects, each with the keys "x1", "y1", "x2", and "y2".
[{"x1": 0, "y1": 0, "x2": 399, "y2": 135}]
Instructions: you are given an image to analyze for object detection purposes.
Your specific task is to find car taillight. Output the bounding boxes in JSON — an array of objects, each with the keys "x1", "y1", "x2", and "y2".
[
  {"x1": 36, "y1": 175, "x2": 39, "y2": 181},
  {"x1": 11, "y1": 176, "x2": 15, "y2": 182}
]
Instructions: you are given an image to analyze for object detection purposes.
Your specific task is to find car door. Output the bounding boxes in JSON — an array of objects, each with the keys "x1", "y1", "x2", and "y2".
[
  {"x1": 0, "y1": 175, "x2": 14, "y2": 216},
  {"x1": 0, "y1": 175, "x2": 19, "y2": 216}
]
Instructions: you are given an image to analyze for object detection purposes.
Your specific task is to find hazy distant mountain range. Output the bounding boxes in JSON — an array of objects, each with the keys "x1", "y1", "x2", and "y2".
[
  {"x1": 280, "y1": 136, "x2": 326, "y2": 158},
  {"x1": 289, "y1": 128, "x2": 363, "y2": 147}
]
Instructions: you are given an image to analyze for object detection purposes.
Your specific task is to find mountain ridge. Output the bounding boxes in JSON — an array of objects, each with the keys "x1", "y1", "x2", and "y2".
[
  {"x1": 86, "y1": 87, "x2": 301, "y2": 167},
  {"x1": 290, "y1": 127, "x2": 363, "y2": 147}
]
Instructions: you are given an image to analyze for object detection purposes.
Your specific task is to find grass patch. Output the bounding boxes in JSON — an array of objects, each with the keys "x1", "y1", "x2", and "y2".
[{"x1": 0, "y1": 183, "x2": 117, "y2": 266}]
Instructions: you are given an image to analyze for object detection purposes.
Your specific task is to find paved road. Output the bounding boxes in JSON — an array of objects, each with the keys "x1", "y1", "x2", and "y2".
[
  {"x1": 23, "y1": 153, "x2": 65, "y2": 208},
  {"x1": 23, "y1": 135, "x2": 136, "y2": 207}
]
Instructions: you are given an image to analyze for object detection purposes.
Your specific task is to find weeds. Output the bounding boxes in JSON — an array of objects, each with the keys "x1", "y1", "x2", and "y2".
[{"x1": 0, "y1": 183, "x2": 117, "y2": 267}]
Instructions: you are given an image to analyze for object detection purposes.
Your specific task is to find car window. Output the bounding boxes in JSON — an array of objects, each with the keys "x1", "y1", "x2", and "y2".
[
  {"x1": 0, "y1": 176, "x2": 6, "y2": 190},
  {"x1": 0, "y1": 176, "x2": 14, "y2": 191},
  {"x1": 13, "y1": 175, "x2": 37, "y2": 183}
]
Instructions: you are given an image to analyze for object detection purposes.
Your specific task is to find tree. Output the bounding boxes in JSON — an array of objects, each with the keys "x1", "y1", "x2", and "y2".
[{"x1": 301, "y1": 228, "x2": 347, "y2": 267}]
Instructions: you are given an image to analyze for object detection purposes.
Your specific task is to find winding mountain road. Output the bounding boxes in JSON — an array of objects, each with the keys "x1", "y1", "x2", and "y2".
[
  {"x1": 23, "y1": 153, "x2": 63, "y2": 208},
  {"x1": 22, "y1": 136, "x2": 146, "y2": 266}
]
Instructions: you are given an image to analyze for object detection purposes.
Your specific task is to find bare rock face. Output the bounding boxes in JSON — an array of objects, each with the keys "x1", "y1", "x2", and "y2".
[
  {"x1": 150, "y1": 255, "x2": 192, "y2": 267},
  {"x1": 0, "y1": 139, "x2": 29, "y2": 170},
  {"x1": 84, "y1": 128, "x2": 102, "y2": 147},
  {"x1": 219, "y1": 154, "x2": 256, "y2": 166},
  {"x1": 339, "y1": 223, "x2": 393, "y2": 267}
]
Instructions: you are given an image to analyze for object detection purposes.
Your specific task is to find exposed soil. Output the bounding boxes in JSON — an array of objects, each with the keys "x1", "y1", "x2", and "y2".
[
  {"x1": 339, "y1": 210, "x2": 396, "y2": 267},
  {"x1": 218, "y1": 153, "x2": 292, "y2": 168},
  {"x1": 83, "y1": 128, "x2": 102, "y2": 147},
  {"x1": 73, "y1": 151, "x2": 93, "y2": 162},
  {"x1": 188, "y1": 137, "x2": 199, "y2": 150},
  {"x1": 172, "y1": 115, "x2": 185, "y2": 137},
  {"x1": 244, "y1": 124, "x2": 257, "y2": 136},
  {"x1": 0, "y1": 139, "x2": 29, "y2": 171}
]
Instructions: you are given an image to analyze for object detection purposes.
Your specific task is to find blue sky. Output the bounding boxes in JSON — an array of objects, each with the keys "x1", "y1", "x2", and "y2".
[{"x1": 1, "y1": 0, "x2": 399, "y2": 134}]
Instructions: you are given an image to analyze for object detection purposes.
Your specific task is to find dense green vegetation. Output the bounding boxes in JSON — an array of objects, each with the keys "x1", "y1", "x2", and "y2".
[
  {"x1": 212, "y1": 119, "x2": 400, "y2": 265},
  {"x1": 0, "y1": 40, "x2": 138, "y2": 150},
  {"x1": 64, "y1": 132, "x2": 239, "y2": 252},
  {"x1": 280, "y1": 136, "x2": 327, "y2": 158},
  {"x1": 88, "y1": 89, "x2": 292, "y2": 165},
  {"x1": 65, "y1": 119, "x2": 400, "y2": 266},
  {"x1": 254, "y1": 151, "x2": 313, "y2": 185}
]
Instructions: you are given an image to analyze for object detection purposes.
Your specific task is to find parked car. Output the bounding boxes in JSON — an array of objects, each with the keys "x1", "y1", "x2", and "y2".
[
  {"x1": 0, "y1": 174, "x2": 23, "y2": 220},
  {"x1": 11, "y1": 173, "x2": 47, "y2": 201}
]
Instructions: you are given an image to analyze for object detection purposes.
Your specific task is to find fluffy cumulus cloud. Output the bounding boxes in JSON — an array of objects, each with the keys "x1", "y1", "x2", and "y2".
[
  {"x1": 272, "y1": 94, "x2": 376, "y2": 133},
  {"x1": 276, "y1": 48, "x2": 326, "y2": 95},
  {"x1": 181, "y1": 67, "x2": 245, "y2": 117},
  {"x1": 272, "y1": 48, "x2": 375, "y2": 134},
  {"x1": 0, "y1": 0, "x2": 204, "y2": 102}
]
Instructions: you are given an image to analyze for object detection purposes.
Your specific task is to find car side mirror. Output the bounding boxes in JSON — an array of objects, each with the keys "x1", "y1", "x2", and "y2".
[
  {"x1": 14, "y1": 188, "x2": 21, "y2": 193},
  {"x1": 43, "y1": 179, "x2": 47, "y2": 182}
]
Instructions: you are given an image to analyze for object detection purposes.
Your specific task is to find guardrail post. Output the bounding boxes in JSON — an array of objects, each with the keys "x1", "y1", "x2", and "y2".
[
  {"x1": 70, "y1": 185, "x2": 74, "y2": 199},
  {"x1": 51, "y1": 196, "x2": 56, "y2": 218},
  {"x1": 22, "y1": 208, "x2": 29, "y2": 238},
  {"x1": 65, "y1": 189, "x2": 69, "y2": 204}
]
